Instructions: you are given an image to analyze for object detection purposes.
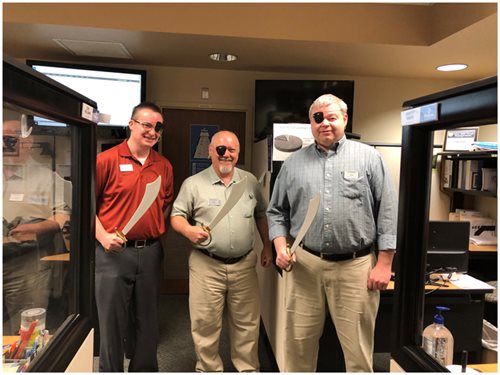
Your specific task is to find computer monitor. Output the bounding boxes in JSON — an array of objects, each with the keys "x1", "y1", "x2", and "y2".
[{"x1": 426, "y1": 220, "x2": 470, "y2": 274}]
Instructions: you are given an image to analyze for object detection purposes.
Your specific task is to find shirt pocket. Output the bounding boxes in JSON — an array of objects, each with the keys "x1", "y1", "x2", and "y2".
[
  {"x1": 240, "y1": 193, "x2": 256, "y2": 218},
  {"x1": 340, "y1": 173, "x2": 366, "y2": 199}
]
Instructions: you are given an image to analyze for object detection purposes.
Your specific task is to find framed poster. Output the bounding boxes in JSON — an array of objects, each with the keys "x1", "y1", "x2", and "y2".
[
  {"x1": 189, "y1": 124, "x2": 219, "y2": 175},
  {"x1": 443, "y1": 127, "x2": 478, "y2": 151}
]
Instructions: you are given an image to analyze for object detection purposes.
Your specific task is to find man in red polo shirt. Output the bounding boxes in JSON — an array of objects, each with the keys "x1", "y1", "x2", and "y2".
[{"x1": 95, "y1": 101, "x2": 174, "y2": 372}]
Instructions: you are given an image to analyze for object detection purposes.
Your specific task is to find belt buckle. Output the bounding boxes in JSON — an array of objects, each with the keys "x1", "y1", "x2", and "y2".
[
  {"x1": 352, "y1": 251, "x2": 357, "y2": 259},
  {"x1": 135, "y1": 240, "x2": 147, "y2": 249}
]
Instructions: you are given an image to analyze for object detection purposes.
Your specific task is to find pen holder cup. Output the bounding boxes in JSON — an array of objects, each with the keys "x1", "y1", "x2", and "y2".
[{"x1": 20, "y1": 308, "x2": 46, "y2": 346}]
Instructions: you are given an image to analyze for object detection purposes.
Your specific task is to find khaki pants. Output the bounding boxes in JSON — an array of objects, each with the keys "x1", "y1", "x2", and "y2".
[
  {"x1": 283, "y1": 247, "x2": 379, "y2": 372},
  {"x1": 189, "y1": 249, "x2": 260, "y2": 372}
]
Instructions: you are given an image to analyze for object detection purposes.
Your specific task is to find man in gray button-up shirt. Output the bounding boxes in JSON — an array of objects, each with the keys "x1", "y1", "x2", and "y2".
[{"x1": 267, "y1": 94, "x2": 397, "y2": 372}]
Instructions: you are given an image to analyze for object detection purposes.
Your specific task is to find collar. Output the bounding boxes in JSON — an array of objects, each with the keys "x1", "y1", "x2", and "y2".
[
  {"x1": 117, "y1": 139, "x2": 159, "y2": 163},
  {"x1": 315, "y1": 135, "x2": 346, "y2": 154},
  {"x1": 208, "y1": 165, "x2": 241, "y2": 186}
]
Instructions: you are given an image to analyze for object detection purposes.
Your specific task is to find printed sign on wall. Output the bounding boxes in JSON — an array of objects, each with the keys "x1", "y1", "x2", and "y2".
[{"x1": 189, "y1": 124, "x2": 219, "y2": 175}]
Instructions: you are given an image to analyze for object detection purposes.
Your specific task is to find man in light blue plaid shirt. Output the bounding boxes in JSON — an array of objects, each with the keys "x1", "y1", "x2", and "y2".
[{"x1": 267, "y1": 94, "x2": 397, "y2": 372}]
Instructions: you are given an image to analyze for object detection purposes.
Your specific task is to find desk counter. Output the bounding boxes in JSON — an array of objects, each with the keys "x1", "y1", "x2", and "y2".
[{"x1": 469, "y1": 363, "x2": 498, "y2": 373}]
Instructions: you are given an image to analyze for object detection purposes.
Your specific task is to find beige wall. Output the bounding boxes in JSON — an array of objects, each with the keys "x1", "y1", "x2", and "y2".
[
  {"x1": 144, "y1": 64, "x2": 473, "y2": 221},
  {"x1": 144, "y1": 63, "x2": 466, "y2": 165}
]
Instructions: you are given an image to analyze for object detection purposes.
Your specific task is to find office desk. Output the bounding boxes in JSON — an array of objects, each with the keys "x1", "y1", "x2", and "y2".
[
  {"x1": 469, "y1": 363, "x2": 498, "y2": 373},
  {"x1": 468, "y1": 244, "x2": 497, "y2": 281},
  {"x1": 317, "y1": 275, "x2": 493, "y2": 371},
  {"x1": 40, "y1": 253, "x2": 70, "y2": 262},
  {"x1": 377, "y1": 276, "x2": 492, "y2": 364},
  {"x1": 3, "y1": 335, "x2": 18, "y2": 346}
]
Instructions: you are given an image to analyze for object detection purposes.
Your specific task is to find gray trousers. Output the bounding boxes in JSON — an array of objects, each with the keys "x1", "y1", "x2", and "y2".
[{"x1": 95, "y1": 241, "x2": 162, "y2": 372}]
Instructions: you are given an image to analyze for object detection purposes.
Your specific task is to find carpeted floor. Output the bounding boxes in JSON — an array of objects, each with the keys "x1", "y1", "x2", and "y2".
[{"x1": 94, "y1": 294, "x2": 390, "y2": 372}]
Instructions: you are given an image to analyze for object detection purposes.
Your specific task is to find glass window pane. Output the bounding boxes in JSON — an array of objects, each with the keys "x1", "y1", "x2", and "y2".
[{"x1": 3, "y1": 112, "x2": 72, "y2": 367}]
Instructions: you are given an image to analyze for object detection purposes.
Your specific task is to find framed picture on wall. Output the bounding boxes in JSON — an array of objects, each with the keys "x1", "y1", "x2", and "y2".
[{"x1": 443, "y1": 127, "x2": 479, "y2": 151}]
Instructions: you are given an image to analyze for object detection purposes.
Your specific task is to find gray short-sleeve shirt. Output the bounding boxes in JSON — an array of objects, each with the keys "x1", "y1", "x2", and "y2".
[{"x1": 171, "y1": 166, "x2": 266, "y2": 258}]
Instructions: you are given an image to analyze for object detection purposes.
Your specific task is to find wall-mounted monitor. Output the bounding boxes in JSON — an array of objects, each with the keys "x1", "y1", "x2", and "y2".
[
  {"x1": 27, "y1": 60, "x2": 146, "y2": 128},
  {"x1": 254, "y1": 80, "x2": 355, "y2": 142}
]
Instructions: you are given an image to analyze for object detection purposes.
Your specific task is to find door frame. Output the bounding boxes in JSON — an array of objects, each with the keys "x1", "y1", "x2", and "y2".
[{"x1": 157, "y1": 101, "x2": 253, "y2": 170}]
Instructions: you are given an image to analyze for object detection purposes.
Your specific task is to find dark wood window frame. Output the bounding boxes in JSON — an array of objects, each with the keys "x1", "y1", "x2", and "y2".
[
  {"x1": 3, "y1": 56, "x2": 97, "y2": 372},
  {"x1": 391, "y1": 76, "x2": 497, "y2": 372}
]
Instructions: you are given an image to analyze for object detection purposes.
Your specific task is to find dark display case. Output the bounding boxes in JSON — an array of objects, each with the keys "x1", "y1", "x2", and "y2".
[{"x1": 3, "y1": 56, "x2": 97, "y2": 372}]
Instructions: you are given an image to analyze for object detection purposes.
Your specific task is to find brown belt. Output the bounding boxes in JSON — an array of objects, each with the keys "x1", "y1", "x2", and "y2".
[
  {"x1": 300, "y1": 244, "x2": 372, "y2": 261},
  {"x1": 197, "y1": 248, "x2": 251, "y2": 264}
]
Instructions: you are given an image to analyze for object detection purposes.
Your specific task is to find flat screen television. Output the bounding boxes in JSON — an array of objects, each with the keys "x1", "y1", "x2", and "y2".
[
  {"x1": 254, "y1": 80, "x2": 355, "y2": 142},
  {"x1": 426, "y1": 220, "x2": 470, "y2": 274},
  {"x1": 27, "y1": 60, "x2": 146, "y2": 127}
]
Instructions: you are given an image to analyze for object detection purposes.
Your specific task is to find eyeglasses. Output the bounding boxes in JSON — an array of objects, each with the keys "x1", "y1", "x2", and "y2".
[
  {"x1": 3, "y1": 136, "x2": 19, "y2": 148},
  {"x1": 131, "y1": 119, "x2": 163, "y2": 133}
]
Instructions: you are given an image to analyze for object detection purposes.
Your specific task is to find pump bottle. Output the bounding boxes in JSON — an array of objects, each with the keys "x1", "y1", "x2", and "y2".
[{"x1": 422, "y1": 306, "x2": 454, "y2": 366}]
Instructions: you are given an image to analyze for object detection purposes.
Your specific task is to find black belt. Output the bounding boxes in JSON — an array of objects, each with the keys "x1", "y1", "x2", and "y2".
[
  {"x1": 127, "y1": 239, "x2": 158, "y2": 249},
  {"x1": 197, "y1": 248, "x2": 251, "y2": 264},
  {"x1": 301, "y1": 244, "x2": 372, "y2": 261}
]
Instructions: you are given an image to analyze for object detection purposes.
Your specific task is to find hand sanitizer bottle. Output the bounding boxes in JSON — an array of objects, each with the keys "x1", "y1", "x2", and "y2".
[{"x1": 422, "y1": 306, "x2": 454, "y2": 366}]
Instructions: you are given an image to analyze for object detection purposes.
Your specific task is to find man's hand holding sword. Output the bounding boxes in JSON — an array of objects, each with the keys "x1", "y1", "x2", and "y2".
[
  {"x1": 97, "y1": 176, "x2": 162, "y2": 253},
  {"x1": 275, "y1": 193, "x2": 320, "y2": 272}
]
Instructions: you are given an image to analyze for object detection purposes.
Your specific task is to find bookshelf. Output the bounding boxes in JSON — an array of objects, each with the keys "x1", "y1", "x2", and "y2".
[
  {"x1": 439, "y1": 150, "x2": 497, "y2": 209},
  {"x1": 439, "y1": 150, "x2": 497, "y2": 281}
]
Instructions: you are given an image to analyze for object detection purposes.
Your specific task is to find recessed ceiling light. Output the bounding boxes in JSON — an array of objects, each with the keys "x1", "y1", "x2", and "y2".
[
  {"x1": 209, "y1": 53, "x2": 237, "y2": 62},
  {"x1": 436, "y1": 64, "x2": 468, "y2": 72}
]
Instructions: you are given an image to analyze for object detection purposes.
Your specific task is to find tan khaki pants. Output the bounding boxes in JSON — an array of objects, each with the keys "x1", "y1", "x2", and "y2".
[
  {"x1": 283, "y1": 247, "x2": 379, "y2": 372},
  {"x1": 189, "y1": 249, "x2": 260, "y2": 372}
]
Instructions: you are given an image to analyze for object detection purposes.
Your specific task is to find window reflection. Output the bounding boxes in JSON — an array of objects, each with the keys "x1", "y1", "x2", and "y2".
[{"x1": 3, "y1": 112, "x2": 71, "y2": 367}]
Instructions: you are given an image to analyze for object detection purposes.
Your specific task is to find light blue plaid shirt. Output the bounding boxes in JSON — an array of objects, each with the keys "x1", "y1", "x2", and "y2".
[{"x1": 267, "y1": 136, "x2": 397, "y2": 254}]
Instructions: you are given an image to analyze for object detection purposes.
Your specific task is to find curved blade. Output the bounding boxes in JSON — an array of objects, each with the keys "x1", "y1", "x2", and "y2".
[
  {"x1": 288, "y1": 193, "x2": 320, "y2": 255},
  {"x1": 122, "y1": 175, "x2": 162, "y2": 235},
  {"x1": 205, "y1": 176, "x2": 247, "y2": 231}
]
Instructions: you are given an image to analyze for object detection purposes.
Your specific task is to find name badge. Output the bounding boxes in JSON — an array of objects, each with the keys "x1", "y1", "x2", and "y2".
[
  {"x1": 119, "y1": 164, "x2": 133, "y2": 172},
  {"x1": 344, "y1": 171, "x2": 359, "y2": 179},
  {"x1": 208, "y1": 198, "x2": 221, "y2": 207},
  {"x1": 27, "y1": 195, "x2": 49, "y2": 205},
  {"x1": 9, "y1": 193, "x2": 24, "y2": 202}
]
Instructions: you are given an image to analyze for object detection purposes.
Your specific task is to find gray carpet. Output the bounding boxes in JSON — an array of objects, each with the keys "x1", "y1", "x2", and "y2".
[{"x1": 94, "y1": 294, "x2": 390, "y2": 372}]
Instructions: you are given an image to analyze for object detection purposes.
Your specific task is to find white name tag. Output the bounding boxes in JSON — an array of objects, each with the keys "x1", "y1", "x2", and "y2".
[
  {"x1": 9, "y1": 193, "x2": 24, "y2": 202},
  {"x1": 26, "y1": 195, "x2": 49, "y2": 205},
  {"x1": 208, "y1": 198, "x2": 221, "y2": 207},
  {"x1": 119, "y1": 164, "x2": 133, "y2": 172},
  {"x1": 344, "y1": 171, "x2": 359, "y2": 179}
]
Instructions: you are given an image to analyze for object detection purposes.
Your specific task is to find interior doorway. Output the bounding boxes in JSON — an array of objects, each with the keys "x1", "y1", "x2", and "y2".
[{"x1": 159, "y1": 107, "x2": 246, "y2": 294}]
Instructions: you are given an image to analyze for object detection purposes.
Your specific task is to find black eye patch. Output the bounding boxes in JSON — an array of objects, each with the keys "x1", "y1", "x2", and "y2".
[
  {"x1": 313, "y1": 112, "x2": 324, "y2": 124},
  {"x1": 154, "y1": 122, "x2": 163, "y2": 133},
  {"x1": 216, "y1": 145, "x2": 227, "y2": 156}
]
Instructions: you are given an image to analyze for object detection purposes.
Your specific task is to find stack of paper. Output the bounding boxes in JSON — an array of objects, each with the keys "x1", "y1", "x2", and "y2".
[{"x1": 471, "y1": 141, "x2": 498, "y2": 151}]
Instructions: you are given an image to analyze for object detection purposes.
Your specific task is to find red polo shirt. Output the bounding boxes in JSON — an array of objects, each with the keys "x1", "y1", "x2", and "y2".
[{"x1": 96, "y1": 140, "x2": 174, "y2": 240}]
